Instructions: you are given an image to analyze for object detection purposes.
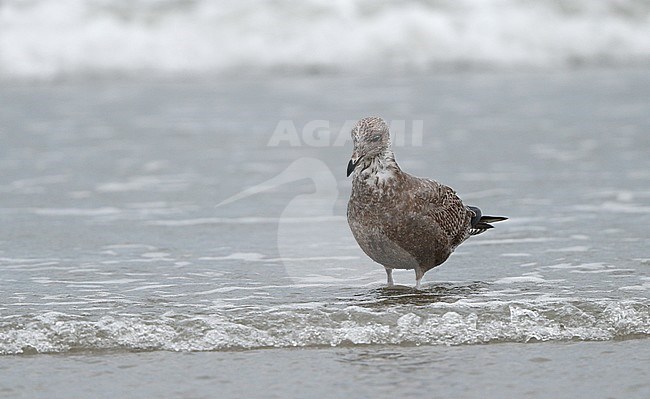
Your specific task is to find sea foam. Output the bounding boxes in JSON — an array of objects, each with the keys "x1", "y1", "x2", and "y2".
[
  {"x1": 1, "y1": 0, "x2": 650, "y2": 80},
  {"x1": 1, "y1": 298, "x2": 648, "y2": 354}
]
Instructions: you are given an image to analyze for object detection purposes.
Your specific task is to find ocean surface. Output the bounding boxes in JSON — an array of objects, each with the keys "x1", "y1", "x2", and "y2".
[
  {"x1": 1, "y1": 68, "x2": 649, "y2": 398},
  {"x1": 2, "y1": 0, "x2": 650, "y2": 80}
]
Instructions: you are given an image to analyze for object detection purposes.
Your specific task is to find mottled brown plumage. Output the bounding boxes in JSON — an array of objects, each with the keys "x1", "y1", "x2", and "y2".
[{"x1": 346, "y1": 117, "x2": 507, "y2": 289}]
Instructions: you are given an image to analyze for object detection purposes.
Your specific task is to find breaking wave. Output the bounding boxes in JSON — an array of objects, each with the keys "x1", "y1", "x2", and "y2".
[
  {"x1": 1, "y1": 0, "x2": 650, "y2": 80},
  {"x1": 2, "y1": 296, "x2": 648, "y2": 354}
]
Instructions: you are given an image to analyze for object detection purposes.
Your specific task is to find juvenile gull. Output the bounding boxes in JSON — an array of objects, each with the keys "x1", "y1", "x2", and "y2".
[{"x1": 346, "y1": 117, "x2": 507, "y2": 289}]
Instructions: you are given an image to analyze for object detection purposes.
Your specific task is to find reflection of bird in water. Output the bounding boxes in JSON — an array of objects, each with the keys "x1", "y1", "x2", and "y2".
[
  {"x1": 351, "y1": 282, "x2": 487, "y2": 307},
  {"x1": 347, "y1": 117, "x2": 507, "y2": 289}
]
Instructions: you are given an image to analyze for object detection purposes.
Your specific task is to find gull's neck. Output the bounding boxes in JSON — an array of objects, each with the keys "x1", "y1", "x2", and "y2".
[{"x1": 355, "y1": 148, "x2": 401, "y2": 185}]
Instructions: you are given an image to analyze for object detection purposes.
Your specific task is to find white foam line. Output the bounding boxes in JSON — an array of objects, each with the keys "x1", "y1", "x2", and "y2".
[
  {"x1": 195, "y1": 283, "x2": 326, "y2": 294},
  {"x1": 269, "y1": 256, "x2": 360, "y2": 262},
  {"x1": 217, "y1": 295, "x2": 263, "y2": 302},
  {"x1": 0, "y1": 257, "x2": 64, "y2": 263},
  {"x1": 1, "y1": 175, "x2": 70, "y2": 190},
  {"x1": 126, "y1": 284, "x2": 176, "y2": 292},
  {"x1": 17, "y1": 261, "x2": 60, "y2": 267},
  {"x1": 290, "y1": 275, "x2": 372, "y2": 283},
  {"x1": 28, "y1": 207, "x2": 122, "y2": 216},
  {"x1": 200, "y1": 255, "x2": 359, "y2": 262},
  {"x1": 4, "y1": 265, "x2": 69, "y2": 271},
  {"x1": 103, "y1": 244, "x2": 158, "y2": 250},
  {"x1": 32, "y1": 278, "x2": 144, "y2": 285},
  {"x1": 620, "y1": 282, "x2": 650, "y2": 291},
  {"x1": 465, "y1": 237, "x2": 555, "y2": 246},
  {"x1": 67, "y1": 268, "x2": 101, "y2": 273},
  {"x1": 492, "y1": 276, "x2": 550, "y2": 284},
  {"x1": 10, "y1": 301, "x2": 101, "y2": 306},
  {"x1": 546, "y1": 246, "x2": 590, "y2": 252},
  {"x1": 148, "y1": 216, "x2": 346, "y2": 226},
  {"x1": 66, "y1": 285, "x2": 104, "y2": 289},
  {"x1": 102, "y1": 259, "x2": 175, "y2": 264},
  {"x1": 547, "y1": 263, "x2": 606, "y2": 270},
  {"x1": 571, "y1": 268, "x2": 637, "y2": 274}
]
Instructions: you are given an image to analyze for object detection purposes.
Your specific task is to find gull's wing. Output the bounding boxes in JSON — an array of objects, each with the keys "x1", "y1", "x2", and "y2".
[{"x1": 409, "y1": 176, "x2": 472, "y2": 247}]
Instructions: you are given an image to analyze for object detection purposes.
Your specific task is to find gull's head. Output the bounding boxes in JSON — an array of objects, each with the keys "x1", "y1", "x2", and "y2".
[{"x1": 347, "y1": 116, "x2": 391, "y2": 177}]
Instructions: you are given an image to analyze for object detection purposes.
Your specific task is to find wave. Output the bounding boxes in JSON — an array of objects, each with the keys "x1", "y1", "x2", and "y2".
[
  {"x1": 1, "y1": 0, "x2": 650, "y2": 80},
  {"x1": 2, "y1": 297, "x2": 648, "y2": 354}
]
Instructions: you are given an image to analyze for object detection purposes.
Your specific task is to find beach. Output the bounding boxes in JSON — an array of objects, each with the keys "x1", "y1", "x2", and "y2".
[{"x1": 2, "y1": 340, "x2": 649, "y2": 399}]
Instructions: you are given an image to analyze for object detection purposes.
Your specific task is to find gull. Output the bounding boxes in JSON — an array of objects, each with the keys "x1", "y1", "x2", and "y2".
[{"x1": 346, "y1": 117, "x2": 507, "y2": 289}]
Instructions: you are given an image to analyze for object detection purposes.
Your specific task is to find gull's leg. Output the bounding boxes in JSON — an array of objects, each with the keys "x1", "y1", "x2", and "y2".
[
  {"x1": 385, "y1": 268, "x2": 394, "y2": 287},
  {"x1": 414, "y1": 268, "x2": 424, "y2": 290}
]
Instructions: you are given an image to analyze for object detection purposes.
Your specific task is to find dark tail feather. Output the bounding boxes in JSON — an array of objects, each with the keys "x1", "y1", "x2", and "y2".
[
  {"x1": 479, "y1": 215, "x2": 508, "y2": 224},
  {"x1": 468, "y1": 206, "x2": 507, "y2": 236}
]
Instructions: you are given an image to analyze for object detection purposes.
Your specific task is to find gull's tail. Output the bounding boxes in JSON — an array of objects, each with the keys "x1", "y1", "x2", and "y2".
[{"x1": 467, "y1": 206, "x2": 508, "y2": 236}]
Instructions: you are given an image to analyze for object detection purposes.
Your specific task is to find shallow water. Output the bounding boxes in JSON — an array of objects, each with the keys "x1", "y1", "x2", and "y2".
[
  {"x1": 1, "y1": 69, "x2": 649, "y2": 397},
  {"x1": 1, "y1": 340, "x2": 648, "y2": 399}
]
